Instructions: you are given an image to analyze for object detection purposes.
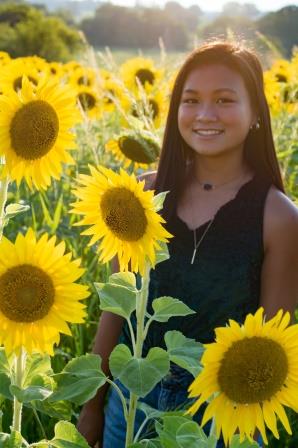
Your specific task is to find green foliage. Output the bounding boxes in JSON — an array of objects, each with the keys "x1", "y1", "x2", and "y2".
[
  {"x1": 110, "y1": 345, "x2": 170, "y2": 398},
  {"x1": 81, "y1": 4, "x2": 188, "y2": 50},
  {"x1": 257, "y1": 6, "x2": 298, "y2": 58},
  {"x1": 0, "y1": 3, "x2": 83, "y2": 61},
  {"x1": 164, "y1": 331, "x2": 204, "y2": 378},
  {"x1": 49, "y1": 354, "x2": 107, "y2": 405},
  {"x1": 32, "y1": 420, "x2": 89, "y2": 448}
]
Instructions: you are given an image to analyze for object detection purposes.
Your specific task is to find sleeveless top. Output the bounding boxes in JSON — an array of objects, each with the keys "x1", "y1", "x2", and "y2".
[{"x1": 119, "y1": 174, "x2": 272, "y2": 356}]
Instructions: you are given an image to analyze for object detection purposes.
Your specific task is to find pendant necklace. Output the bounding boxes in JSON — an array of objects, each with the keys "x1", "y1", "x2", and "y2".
[{"x1": 189, "y1": 171, "x2": 247, "y2": 264}]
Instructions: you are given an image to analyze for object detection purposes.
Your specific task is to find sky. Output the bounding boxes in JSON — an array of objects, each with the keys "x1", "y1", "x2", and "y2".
[{"x1": 105, "y1": 0, "x2": 298, "y2": 12}]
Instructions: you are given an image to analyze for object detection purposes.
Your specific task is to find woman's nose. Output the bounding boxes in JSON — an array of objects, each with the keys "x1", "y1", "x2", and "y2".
[{"x1": 195, "y1": 104, "x2": 218, "y2": 122}]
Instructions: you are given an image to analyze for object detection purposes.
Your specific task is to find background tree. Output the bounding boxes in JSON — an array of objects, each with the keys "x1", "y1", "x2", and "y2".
[
  {"x1": 0, "y1": 3, "x2": 84, "y2": 61},
  {"x1": 257, "y1": 6, "x2": 298, "y2": 57}
]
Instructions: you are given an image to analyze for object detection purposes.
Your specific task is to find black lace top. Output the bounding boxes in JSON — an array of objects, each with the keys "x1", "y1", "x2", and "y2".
[{"x1": 119, "y1": 174, "x2": 272, "y2": 356}]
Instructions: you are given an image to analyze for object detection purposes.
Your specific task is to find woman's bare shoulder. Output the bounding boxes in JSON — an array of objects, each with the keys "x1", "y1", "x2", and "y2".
[
  {"x1": 263, "y1": 185, "x2": 298, "y2": 250},
  {"x1": 137, "y1": 170, "x2": 157, "y2": 191}
]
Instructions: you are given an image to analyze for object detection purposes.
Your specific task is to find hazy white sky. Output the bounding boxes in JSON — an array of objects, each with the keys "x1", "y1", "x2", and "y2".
[{"x1": 108, "y1": 0, "x2": 297, "y2": 12}]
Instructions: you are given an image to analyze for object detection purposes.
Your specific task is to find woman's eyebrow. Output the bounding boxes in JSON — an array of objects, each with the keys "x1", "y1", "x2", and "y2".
[{"x1": 182, "y1": 87, "x2": 237, "y2": 94}]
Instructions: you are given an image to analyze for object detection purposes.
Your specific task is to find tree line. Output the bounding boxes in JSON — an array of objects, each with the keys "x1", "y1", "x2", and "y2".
[{"x1": 0, "y1": 1, "x2": 297, "y2": 61}]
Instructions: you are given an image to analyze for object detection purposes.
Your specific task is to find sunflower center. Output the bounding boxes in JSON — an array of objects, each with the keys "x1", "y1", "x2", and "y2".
[
  {"x1": 135, "y1": 69, "x2": 155, "y2": 86},
  {"x1": 13, "y1": 76, "x2": 38, "y2": 92},
  {"x1": 0, "y1": 264, "x2": 55, "y2": 322},
  {"x1": 78, "y1": 92, "x2": 96, "y2": 111},
  {"x1": 119, "y1": 136, "x2": 158, "y2": 164},
  {"x1": 78, "y1": 76, "x2": 91, "y2": 86},
  {"x1": 218, "y1": 336, "x2": 288, "y2": 403},
  {"x1": 100, "y1": 187, "x2": 147, "y2": 241},
  {"x1": 10, "y1": 100, "x2": 59, "y2": 160},
  {"x1": 275, "y1": 73, "x2": 288, "y2": 83}
]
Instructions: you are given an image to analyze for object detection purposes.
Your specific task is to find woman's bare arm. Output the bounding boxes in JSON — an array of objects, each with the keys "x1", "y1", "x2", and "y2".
[{"x1": 260, "y1": 187, "x2": 298, "y2": 320}]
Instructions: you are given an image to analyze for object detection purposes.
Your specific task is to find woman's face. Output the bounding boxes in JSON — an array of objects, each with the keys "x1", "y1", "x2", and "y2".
[{"x1": 178, "y1": 64, "x2": 256, "y2": 158}]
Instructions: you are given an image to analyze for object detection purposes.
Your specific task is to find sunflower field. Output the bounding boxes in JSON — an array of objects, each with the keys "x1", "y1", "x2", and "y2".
[{"x1": 0, "y1": 43, "x2": 297, "y2": 448}]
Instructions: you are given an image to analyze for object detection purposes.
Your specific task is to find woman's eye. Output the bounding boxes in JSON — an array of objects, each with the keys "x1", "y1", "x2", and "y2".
[
  {"x1": 217, "y1": 98, "x2": 234, "y2": 104},
  {"x1": 182, "y1": 98, "x2": 198, "y2": 104}
]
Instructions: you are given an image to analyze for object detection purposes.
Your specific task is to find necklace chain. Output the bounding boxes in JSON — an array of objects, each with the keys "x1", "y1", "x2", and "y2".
[
  {"x1": 197, "y1": 172, "x2": 246, "y2": 191},
  {"x1": 189, "y1": 169, "x2": 248, "y2": 264},
  {"x1": 191, "y1": 218, "x2": 214, "y2": 264}
]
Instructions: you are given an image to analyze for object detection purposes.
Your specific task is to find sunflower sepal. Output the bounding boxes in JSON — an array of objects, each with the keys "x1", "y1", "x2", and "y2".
[
  {"x1": 109, "y1": 344, "x2": 170, "y2": 398},
  {"x1": 48, "y1": 354, "x2": 107, "y2": 406}
]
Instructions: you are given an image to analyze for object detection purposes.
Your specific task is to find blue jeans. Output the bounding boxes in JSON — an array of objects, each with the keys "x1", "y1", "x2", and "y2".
[{"x1": 103, "y1": 364, "x2": 261, "y2": 447}]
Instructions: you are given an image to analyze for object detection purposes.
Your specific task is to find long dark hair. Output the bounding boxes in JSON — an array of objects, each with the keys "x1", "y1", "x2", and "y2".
[{"x1": 154, "y1": 40, "x2": 284, "y2": 221}]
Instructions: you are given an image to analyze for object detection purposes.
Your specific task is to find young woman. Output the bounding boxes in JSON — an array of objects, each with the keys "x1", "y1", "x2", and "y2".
[{"x1": 78, "y1": 41, "x2": 298, "y2": 447}]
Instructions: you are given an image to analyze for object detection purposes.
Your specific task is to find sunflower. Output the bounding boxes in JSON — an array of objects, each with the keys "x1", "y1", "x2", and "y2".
[
  {"x1": 126, "y1": 88, "x2": 169, "y2": 129},
  {"x1": 0, "y1": 76, "x2": 80, "y2": 189},
  {"x1": 76, "y1": 85, "x2": 102, "y2": 119},
  {"x1": 0, "y1": 58, "x2": 42, "y2": 94},
  {"x1": 187, "y1": 307, "x2": 298, "y2": 446},
  {"x1": 120, "y1": 57, "x2": 163, "y2": 93},
  {"x1": 71, "y1": 166, "x2": 172, "y2": 275},
  {"x1": 102, "y1": 77, "x2": 130, "y2": 114},
  {"x1": 106, "y1": 130, "x2": 160, "y2": 169},
  {"x1": 69, "y1": 66, "x2": 96, "y2": 89},
  {"x1": 0, "y1": 229, "x2": 89, "y2": 355}
]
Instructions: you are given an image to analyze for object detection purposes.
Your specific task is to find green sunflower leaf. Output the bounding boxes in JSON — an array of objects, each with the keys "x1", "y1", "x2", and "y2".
[
  {"x1": 230, "y1": 435, "x2": 260, "y2": 447},
  {"x1": 10, "y1": 374, "x2": 53, "y2": 403},
  {"x1": 155, "y1": 241, "x2": 170, "y2": 265},
  {"x1": 0, "y1": 349, "x2": 10, "y2": 375},
  {"x1": 155, "y1": 415, "x2": 217, "y2": 448},
  {"x1": 95, "y1": 281, "x2": 137, "y2": 319},
  {"x1": 109, "y1": 271, "x2": 137, "y2": 290},
  {"x1": 28, "y1": 397, "x2": 72, "y2": 420},
  {"x1": 23, "y1": 353, "x2": 52, "y2": 387},
  {"x1": 109, "y1": 345, "x2": 170, "y2": 398},
  {"x1": 48, "y1": 354, "x2": 107, "y2": 405},
  {"x1": 164, "y1": 331, "x2": 204, "y2": 377},
  {"x1": 153, "y1": 191, "x2": 168, "y2": 212},
  {"x1": 37, "y1": 421, "x2": 89, "y2": 448},
  {"x1": 4, "y1": 203, "x2": 30, "y2": 220},
  {"x1": 0, "y1": 373, "x2": 12, "y2": 400},
  {"x1": 151, "y1": 297, "x2": 195, "y2": 322}
]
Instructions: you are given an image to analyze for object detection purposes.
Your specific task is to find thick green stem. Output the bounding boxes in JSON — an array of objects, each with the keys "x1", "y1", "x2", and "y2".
[
  {"x1": 125, "y1": 262, "x2": 151, "y2": 447},
  {"x1": 12, "y1": 348, "x2": 27, "y2": 434}
]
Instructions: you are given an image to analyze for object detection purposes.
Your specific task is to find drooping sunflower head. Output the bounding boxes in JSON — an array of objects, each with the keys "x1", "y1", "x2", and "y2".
[
  {"x1": 105, "y1": 130, "x2": 160, "y2": 169},
  {"x1": 0, "y1": 229, "x2": 89, "y2": 355},
  {"x1": 187, "y1": 307, "x2": 298, "y2": 446},
  {"x1": 120, "y1": 57, "x2": 163, "y2": 93},
  {"x1": 71, "y1": 166, "x2": 172, "y2": 274},
  {"x1": 0, "y1": 76, "x2": 80, "y2": 189}
]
